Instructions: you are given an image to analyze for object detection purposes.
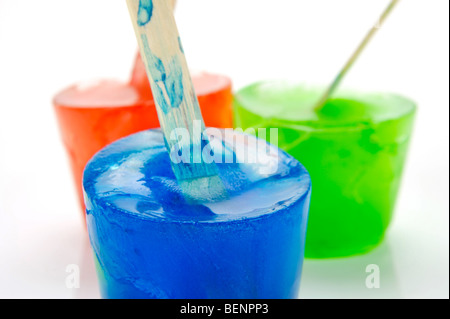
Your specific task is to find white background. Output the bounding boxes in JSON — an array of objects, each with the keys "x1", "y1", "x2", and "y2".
[{"x1": 0, "y1": 0, "x2": 448, "y2": 299}]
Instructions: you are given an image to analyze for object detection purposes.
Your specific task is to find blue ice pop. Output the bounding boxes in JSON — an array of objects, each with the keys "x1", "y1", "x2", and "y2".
[{"x1": 83, "y1": 129, "x2": 311, "y2": 299}]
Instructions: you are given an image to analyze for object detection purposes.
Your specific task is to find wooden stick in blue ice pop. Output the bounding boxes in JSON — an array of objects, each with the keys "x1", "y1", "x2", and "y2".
[{"x1": 126, "y1": 0, "x2": 227, "y2": 202}]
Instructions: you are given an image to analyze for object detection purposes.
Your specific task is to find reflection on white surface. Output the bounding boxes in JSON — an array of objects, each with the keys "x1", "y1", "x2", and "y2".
[
  {"x1": 68, "y1": 234, "x2": 404, "y2": 299},
  {"x1": 74, "y1": 237, "x2": 101, "y2": 299},
  {"x1": 0, "y1": 219, "x2": 90, "y2": 299},
  {"x1": 0, "y1": 208, "x2": 447, "y2": 299},
  {"x1": 3, "y1": 220, "x2": 400, "y2": 299},
  {"x1": 299, "y1": 240, "x2": 400, "y2": 299}
]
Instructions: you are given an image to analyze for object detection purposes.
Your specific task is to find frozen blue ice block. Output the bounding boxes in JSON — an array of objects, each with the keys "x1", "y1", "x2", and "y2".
[{"x1": 83, "y1": 129, "x2": 311, "y2": 299}]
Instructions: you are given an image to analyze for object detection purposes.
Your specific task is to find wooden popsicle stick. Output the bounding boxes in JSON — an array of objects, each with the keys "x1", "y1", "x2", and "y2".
[
  {"x1": 126, "y1": 0, "x2": 227, "y2": 202},
  {"x1": 314, "y1": 0, "x2": 401, "y2": 111}
]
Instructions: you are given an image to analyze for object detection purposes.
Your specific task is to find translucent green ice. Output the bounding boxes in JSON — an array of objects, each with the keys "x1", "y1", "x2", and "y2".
[{"x1": 234, "y1": 81, "x2": 416, "y2": 258}]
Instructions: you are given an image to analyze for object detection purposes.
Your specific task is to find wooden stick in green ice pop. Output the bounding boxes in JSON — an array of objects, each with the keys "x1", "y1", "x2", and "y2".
[
  {"x1": 314, "y1": 0, "x2": 401, "y2": 111},
  {"x1": 126, "y1": 0, "x2": 227, "y2": 202},
  {"x1": 169, "y1": 0, "x2": 177, "y2": 10}
]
